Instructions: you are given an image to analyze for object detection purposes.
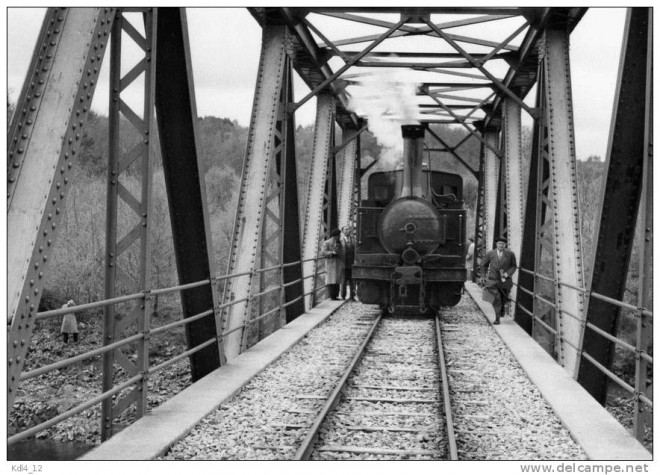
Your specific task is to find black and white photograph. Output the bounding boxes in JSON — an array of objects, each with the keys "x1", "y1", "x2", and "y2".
[{"x1": 5, "y1": 3, "x2": 654, "y2": 473}]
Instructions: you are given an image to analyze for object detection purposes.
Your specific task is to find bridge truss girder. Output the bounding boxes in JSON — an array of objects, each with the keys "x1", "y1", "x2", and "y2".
[
  {"x1": 301, "y1": 94, "x2": 337, "y2": 310},
  {"x1": 220, "y1": 24, "x2": 305, "y2": 361},
  {"x1": 7, "y1": 7, "x2": 116, "y2": 412},
  {"x1": 102, "y1": 8, "x2": 157, "y2": 441},
  {"x1": 154, "y1": 9, "x2": 221, "y2": 379},
  {"x1": 578, "y1": 8, "x2": 653, "y2": 404},
  {"x1": 7, "y1": 6, "x2": 653, "y2": 445},
  {"x1": 513, "y1": 26, "x2": 586, "y2": 378}
]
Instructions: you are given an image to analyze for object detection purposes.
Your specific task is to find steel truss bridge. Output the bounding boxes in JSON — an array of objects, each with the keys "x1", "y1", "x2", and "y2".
[{"x1": 7, "y1": 7, "x2": 652, "y2": 447}]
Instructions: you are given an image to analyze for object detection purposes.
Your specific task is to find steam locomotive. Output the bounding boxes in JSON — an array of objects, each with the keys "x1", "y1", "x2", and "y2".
[{"x1": 354, "y1": 124, "x2": 466, "y2": 314}]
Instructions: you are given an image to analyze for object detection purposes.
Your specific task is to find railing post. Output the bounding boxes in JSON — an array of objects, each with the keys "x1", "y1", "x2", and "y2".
[
  {"x1": 136, "y1": 291, "x2": 152, "y2": 417},
  {"x1": 311, "y1": 258, "x2": 319, "y2": 307}
]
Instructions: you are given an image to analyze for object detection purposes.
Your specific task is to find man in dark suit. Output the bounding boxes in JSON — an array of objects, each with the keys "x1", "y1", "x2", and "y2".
[{"x1": 480, "y1": 236, "x2": 517, "y2": 324}]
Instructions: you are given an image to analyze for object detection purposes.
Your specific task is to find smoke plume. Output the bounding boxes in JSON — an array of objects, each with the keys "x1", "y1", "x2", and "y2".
[{"x1": 345, "y1": 69, "x2": 420, "y2": 167}]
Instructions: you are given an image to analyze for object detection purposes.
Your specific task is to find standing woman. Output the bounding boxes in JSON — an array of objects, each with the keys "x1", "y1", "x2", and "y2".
[
  {"x1": 60, "y1": 299, "x2": 79, "y2": 344},
  {"x1": 321, "y1": 228, "x2": 344, "y2": 300}
]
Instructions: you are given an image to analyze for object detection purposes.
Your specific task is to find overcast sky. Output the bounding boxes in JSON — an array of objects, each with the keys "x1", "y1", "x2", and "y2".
[{"x1": 6, "y1": 6, "x2": 629, "y2": 160}]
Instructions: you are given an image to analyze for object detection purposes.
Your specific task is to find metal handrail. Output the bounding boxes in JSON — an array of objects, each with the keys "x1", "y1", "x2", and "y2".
[
  {"x1": 11, "y1": 259, "x2": 328, "y2": 445},
  {"x1": 149, "y1": 337, "x2": 217, "y2": 374},
  {"x1": 518, "y1": 266, "x2": 652, "y2": 317},
  {"x1": 20, "y1": 332, "x2": 144, "y2": 382},
  {"x1": 8, "y1": 374, "x2": 143, "y2": 445},
  {"x1": 513, "y1": 265, "x2": 653, "y2": 414},
  {"x1": 35, "y1": 279, "x2": 212, "y2": 320}
]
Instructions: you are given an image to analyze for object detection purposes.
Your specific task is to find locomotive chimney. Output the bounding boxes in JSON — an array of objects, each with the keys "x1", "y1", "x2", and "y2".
[{"x1": 400, "y1": 124, "x2": 425, "y2": 198}]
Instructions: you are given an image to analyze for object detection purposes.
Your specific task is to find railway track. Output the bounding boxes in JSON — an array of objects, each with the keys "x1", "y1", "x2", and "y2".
[
  {"x1": 294, "y1": 314, "x2": 457, "y2": 461},
  {"x1": 162, "y1": 297, "x2": 586, "y2": 460}
]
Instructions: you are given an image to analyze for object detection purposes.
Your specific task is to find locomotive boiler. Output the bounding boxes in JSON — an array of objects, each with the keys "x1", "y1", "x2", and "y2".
[{"x1": 354, "y1": 124, "x2": 466, "y2": 314}]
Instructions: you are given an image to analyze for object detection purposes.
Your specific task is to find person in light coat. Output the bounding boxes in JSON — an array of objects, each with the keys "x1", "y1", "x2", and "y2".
[
  {"x1": 465, "y1": 236, "x2": 475, "y2": 281},
  {"x1": 340, "y1": 225, "x2": 356, "y2": 300},
  {"x1": 480, "y1": 237, "x2": 517, "y2": 324},
  {"x1": 60, "y1": 299, "x2": 79, "y2": 343},
  {"x1": 321, "y1": 228, "x2": 344, "y2": 300}
]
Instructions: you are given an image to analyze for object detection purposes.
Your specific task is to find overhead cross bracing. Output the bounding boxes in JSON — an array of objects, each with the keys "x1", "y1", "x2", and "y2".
[{"x1": 249, "y1": 7, "x2": 586, "y2": 129}]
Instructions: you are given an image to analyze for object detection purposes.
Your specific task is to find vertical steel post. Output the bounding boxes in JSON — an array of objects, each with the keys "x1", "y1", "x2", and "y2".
[
  {"x1": 7, "y1": 7, "x2": 115, "y2": 413},
  {"x1": 482, "y1": 129, "x2": 500, "y2": 251},
  {"x1": 472, "y1": 143, "x2": 486, "y2": 281},
  {"x1": 338, "y1": 127, "x2": 358, "y2": 228},
  {"x1": 493, "y1": 152, "x2": 506, "y2": 242},
  {"x1": 102, "y1": 11, "x2": 122, "y2": 441},
  {"x1": 578, "y1": 8, "x2": 652, "y2": 401},
  {"x1": 516, "y1": 82, "x2": 545, "y2": 333},
  {"x1": 220, "y1": 24, "x2": 289, "y2": 361},
  {"x1": 136, "y1": 10, "x2": 157, "y2": 420},
  {"x1": 280, "y1": 59, "x2": 305, "y2": 323},
  {"x1": 543, "y1": 27, "x2": 585, "y2": 378},
  {"x1": 154, "y1": 8, "x2": 220, "y2": 377},
  {"x1": 502, "y1": 98, "x2": 525, "y2": 312},
  {"x1": 634, "y1": 10, "x2": 653, "y2": 440},
  {"x1": 326, "y1": 126, "x2": 339, "y2": 235},
  {"x1": 302, "y1": 94, "x2": 336, "y2": 309},
  {"x1": 102, "y1": 9, "x2": 158, "y2": 440}
]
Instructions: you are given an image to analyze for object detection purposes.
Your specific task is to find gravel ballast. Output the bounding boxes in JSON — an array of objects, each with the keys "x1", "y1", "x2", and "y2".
[
  {"x1": 441, "y1": 294, "x2": 587, "y2": 460},
  {"x1": 161, "y1": 295, "x2": 588, "y2": 461},
  {"x1": 310, "y1": 318, "x2": 446, "y2": 461},
  {"x1": 161, "y1": 302, "x2": 379, "y2": 460}
]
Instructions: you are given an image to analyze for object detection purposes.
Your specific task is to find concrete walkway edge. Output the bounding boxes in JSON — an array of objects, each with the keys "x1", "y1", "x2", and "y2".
[
  {"x1": 80, "y1": 300, "x2": 344, "y2": 460},
  {"x1": 464, "y1": 282, "x2": 651, "y2": 460}
]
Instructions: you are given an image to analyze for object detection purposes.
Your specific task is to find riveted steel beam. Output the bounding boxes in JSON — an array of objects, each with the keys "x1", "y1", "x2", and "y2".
[
  {"x1": 280, "y1": 62, "x2": 305, "y2": 324},
  {"x1": 325, "y1": 128, "x2": 339, "y2": 239},
  {"x1": 101, "y1": 8, "x2": 157, "y2": 441},
  {"x1": 472, "y1": 145, "x2": 486, "y2": 281},
  {"x1": 154, "y1": 8, "x2": 220, "y2": 378},
  {"x1": 578, "y1": 8, "x2": 652, "y2": 403},
  {"x1": 302, "y1": 94, "x2": 336, "y2": 309},
  {"x1": 502, "y1": 98, "x2": 525, "y2": 308},
  {"x1": 7, "y1": 8, "x2": 116, "y2": 411},
  {"x1": 633, "y1": 10, "x2": 652, "y2": 441},
  {"x1": 425, "y1": 127, "x2": 478, "y2": 179},
  {"x1": 542, "y1": 27, "x2": 585, "y2": 378},
  {"x1": 220, "y1": 24, "x2": 289, "y2": 361},
  {"x1": 493, "y1": 151, "x2": 506, "y2": 242},
  {"x1": 338, "y1": 127, "x2": 359, "y2": 227},
  {"x1": 482, "y1": 130, "x2": 500, "y2": 251},
  {"x1": 516, "y1": 79, "x2": 546, "y2": 334}
]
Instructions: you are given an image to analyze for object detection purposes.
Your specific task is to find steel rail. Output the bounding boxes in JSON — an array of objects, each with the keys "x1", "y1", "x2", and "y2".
[
  {"x1": 435, "y1": 315, "x2": 458, "y2": 460},
  {"x1": 294, "y1": 312, "x2": 383, "y2": 460}
]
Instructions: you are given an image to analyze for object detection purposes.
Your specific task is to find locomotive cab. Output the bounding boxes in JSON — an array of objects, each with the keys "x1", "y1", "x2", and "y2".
[{"x1": 354, "y1": 125, "x2": 467, "y2": 314}]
